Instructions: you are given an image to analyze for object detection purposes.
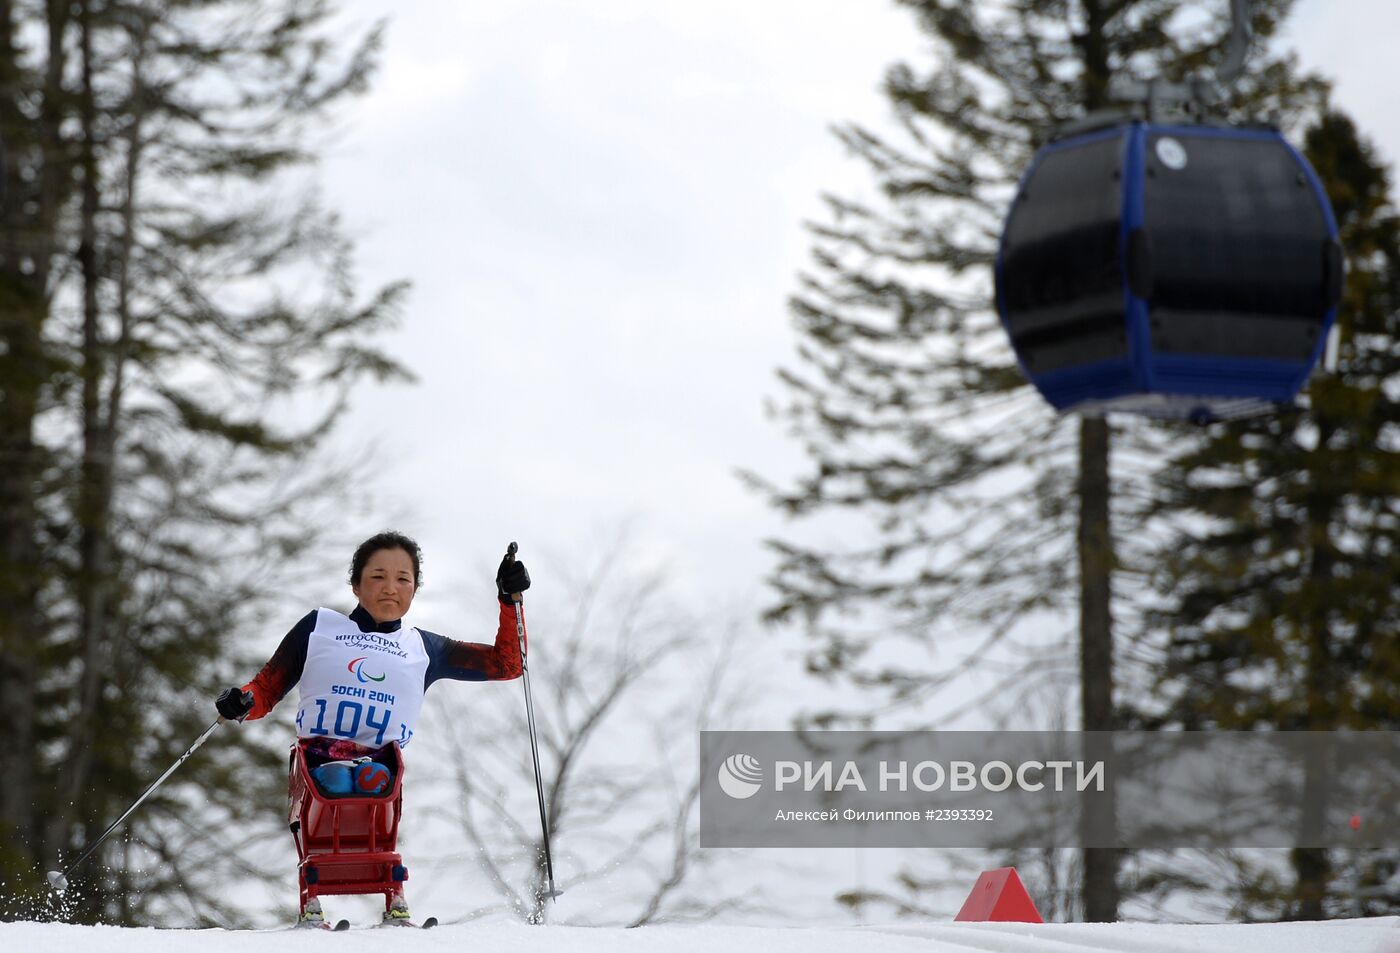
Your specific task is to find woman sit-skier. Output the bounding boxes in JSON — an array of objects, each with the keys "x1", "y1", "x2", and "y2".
[{"x1": 214, "y1": 530, "x2": 529, "y2": 927}]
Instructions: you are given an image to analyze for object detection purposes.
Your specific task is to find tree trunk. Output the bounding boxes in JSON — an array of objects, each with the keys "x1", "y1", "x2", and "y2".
[
  {"x1": 0, "y1": 0, "x2": 67, "y2": 876},
  {"x1": 1290, "y1": 422, "x2": 1338, "y2": 919},
  {"x1": 1078, "y1": 416, "x2": 1118, "y2": 922},
  {"x1": 48, "y1": 0, "x2": 114, "y2": 865},
  {"x1": 1075, "y1": 1, "x2": 1119, "y2": 922},
  {"x1": 0, "y1": 278, "x2": 42, "y2": 876},
  {"x1": 1290, "y1": 761, "x2": 1332, "y2": 921}
]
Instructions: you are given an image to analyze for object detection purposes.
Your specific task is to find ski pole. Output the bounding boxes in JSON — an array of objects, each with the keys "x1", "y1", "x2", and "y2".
[
  {"x1": 46, "y1": 717, "x2": 224, "y2": 893},
  {"x1": 505, "y1": 541, "x2": 562, "y2": 904}
]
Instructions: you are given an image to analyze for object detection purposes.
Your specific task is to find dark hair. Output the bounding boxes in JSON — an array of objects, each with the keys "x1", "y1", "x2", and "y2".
[{"x1": 350, "y1": 531, "x2": 423, "y2": 589}]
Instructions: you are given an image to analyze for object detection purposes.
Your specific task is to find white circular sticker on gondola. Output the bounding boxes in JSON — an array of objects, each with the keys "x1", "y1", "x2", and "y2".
[{"x1": 1155, "y1": 137, "x2": 1188, "y2": 170}]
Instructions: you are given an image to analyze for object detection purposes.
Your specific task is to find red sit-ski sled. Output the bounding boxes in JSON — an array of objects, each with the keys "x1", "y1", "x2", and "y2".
[{"x1": 287, "y1": 741, "x2": 407, "y2": 918}]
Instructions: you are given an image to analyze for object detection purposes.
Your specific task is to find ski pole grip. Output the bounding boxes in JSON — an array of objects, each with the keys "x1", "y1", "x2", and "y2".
[{"x1": 505, "y1": 541, "x2": 523, "y2": 602}]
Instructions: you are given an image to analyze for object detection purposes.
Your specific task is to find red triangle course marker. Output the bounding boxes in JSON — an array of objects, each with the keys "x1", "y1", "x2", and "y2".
[{"x1": 954, "y1": 866, "x2": 1043, "y2": 923}]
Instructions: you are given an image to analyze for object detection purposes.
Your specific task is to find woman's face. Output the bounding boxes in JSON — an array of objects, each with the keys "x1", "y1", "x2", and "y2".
[{"x1": 353, "y1": 547, "x2": 418, "y2": 623}]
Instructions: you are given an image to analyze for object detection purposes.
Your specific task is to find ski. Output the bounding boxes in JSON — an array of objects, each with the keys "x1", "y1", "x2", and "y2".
[
  {"x1": 291, "y1": 918, "x2": 349, "y2": 932},
  {"x1": 377, "y1": 916, "x2": 437, "y2": 929}
]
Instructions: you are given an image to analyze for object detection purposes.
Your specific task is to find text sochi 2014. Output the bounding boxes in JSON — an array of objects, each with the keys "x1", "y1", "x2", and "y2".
[{"x1": 772, "y1": 760, "x2": 1105, "y2": 793}]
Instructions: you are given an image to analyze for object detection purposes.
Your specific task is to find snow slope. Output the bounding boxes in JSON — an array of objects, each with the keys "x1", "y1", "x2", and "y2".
[{"x1": 3, "y1": 916, "x2": 1398, "y2": 953}]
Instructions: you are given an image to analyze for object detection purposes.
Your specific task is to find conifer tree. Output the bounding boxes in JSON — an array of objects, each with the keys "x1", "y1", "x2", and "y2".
[
  {"x1": 0, "y1": 0, "x2": 410, "y2": 925},
  {"x1": 1139, "y1": 110, "x2": 1400, "y2": 920},
  {"x1": 750, "y1": 0, "x2": 1323, "y2": 920}
]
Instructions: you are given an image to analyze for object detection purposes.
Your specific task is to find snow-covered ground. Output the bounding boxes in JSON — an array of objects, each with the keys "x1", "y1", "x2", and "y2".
[{"x1": 4, "y1": 916, "x2": 1398, "y2": 953}]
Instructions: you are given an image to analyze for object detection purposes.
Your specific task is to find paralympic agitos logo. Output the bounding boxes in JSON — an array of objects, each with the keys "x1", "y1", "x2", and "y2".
[{"x1": 347, "y1": 656, "x2": 386, "y2": 683}]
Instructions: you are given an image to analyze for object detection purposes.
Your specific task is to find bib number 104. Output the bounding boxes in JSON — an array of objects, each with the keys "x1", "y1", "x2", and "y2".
[{"x1": 300, "y1": 698, "x2": 392, "y2": 745}]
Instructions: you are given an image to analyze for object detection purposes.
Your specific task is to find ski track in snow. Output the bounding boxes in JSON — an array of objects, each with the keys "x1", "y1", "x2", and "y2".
[{"x1": 2, "y1": 917, "x2": 1399, "y2": 953}]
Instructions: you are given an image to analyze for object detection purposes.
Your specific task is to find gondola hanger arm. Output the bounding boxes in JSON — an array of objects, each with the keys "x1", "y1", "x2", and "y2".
[{"x1": 1108, "y1": 0, "x2": 1253, "y2": 114}]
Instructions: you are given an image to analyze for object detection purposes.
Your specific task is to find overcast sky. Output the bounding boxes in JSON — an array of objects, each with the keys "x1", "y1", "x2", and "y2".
[{"x1": 305, "y1": 0, "x2": 1400, "y2": 638}]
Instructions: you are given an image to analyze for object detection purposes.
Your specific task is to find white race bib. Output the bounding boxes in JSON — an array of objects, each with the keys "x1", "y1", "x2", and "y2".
[{"x1": 295, "y1": 608, "x2": 429, "y2": 749}]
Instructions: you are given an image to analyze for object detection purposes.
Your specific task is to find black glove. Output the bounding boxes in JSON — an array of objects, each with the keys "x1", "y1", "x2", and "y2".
[
  {"x1": 215, "y1": 686, "x2": 254, "y2": 721},
  {"x1": 496, "y1": 553, "x2": 531, "y2": 605}
]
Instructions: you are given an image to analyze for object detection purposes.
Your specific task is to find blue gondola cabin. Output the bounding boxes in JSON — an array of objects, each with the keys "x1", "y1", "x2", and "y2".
[{"x1": 995, "y1": 121, "x2": 1343, "y2": 422}]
